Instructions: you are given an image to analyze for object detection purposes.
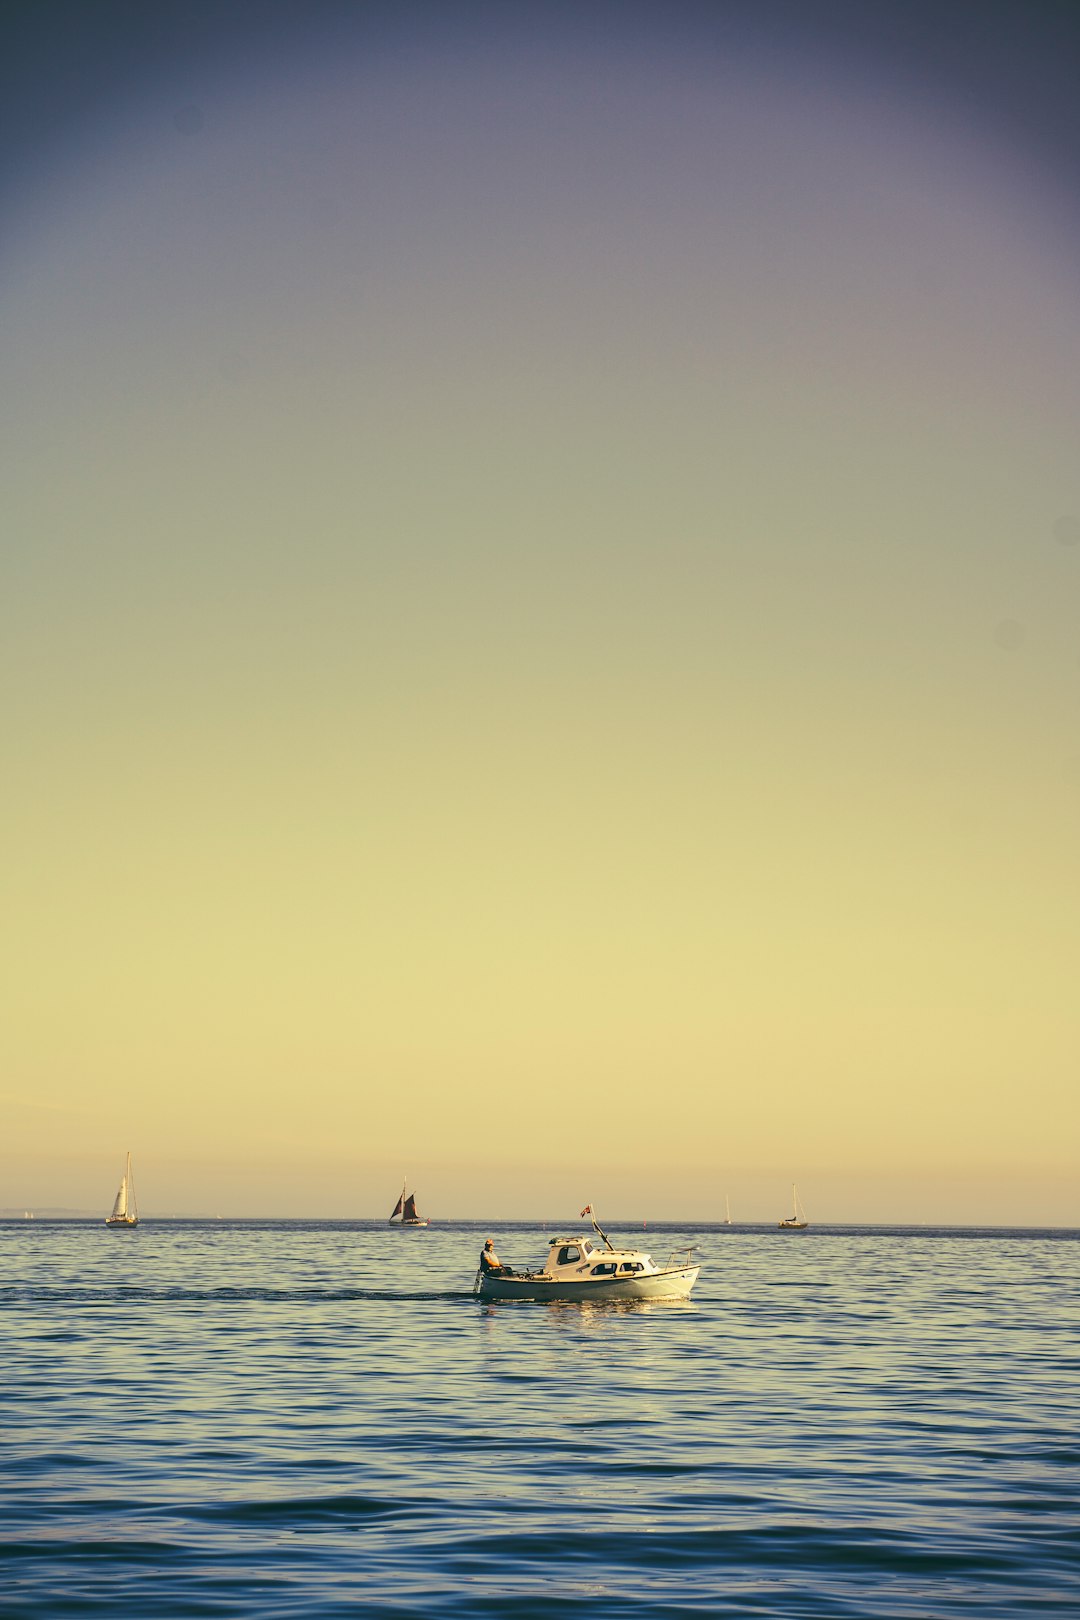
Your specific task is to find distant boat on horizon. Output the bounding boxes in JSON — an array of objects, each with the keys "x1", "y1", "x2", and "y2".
[
  {"x1": 389, "y1": 1179, "x2": 429, "y2": 1227},
  {"x1": 724, "y1": 1193, "x2": 732, "y2": 1225},
  {"x1": 778, "y1": 1183, "x2": 808, "y2": 1231},
  {"x1": 105, "y1": 1152, "x2": 139, "y2": 1228}
]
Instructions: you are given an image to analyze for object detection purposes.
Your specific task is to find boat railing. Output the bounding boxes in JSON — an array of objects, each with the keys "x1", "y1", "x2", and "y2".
[{"x1": 665, "y1": 1247, "x2": 696, "y2": 1270}]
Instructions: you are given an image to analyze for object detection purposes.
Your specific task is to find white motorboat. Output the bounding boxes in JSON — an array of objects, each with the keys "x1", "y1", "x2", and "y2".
[{"x1": 474, "y1": 1209, "x2": 699, "y2": 1301}]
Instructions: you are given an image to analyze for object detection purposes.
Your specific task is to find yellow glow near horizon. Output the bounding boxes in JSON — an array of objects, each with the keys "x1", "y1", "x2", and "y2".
[{"x1": 2, "y1": 24, "x2": 1078, "y2": 1222}]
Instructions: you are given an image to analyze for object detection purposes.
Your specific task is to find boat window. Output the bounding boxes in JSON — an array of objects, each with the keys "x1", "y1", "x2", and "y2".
[
  {"x1": 591, "y1": 1263, "x2": 616, "y2": 1276},
  {"x1": 619, "y1": 1262, "x2": 644, "y2": 1273},
  {"x1": 557, "y1": 1245, "x2": 580, "y2": 1265}
]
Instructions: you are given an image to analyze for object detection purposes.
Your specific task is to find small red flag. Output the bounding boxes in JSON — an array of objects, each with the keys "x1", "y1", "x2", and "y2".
[{"x1": 580, "y1": 1205, "x2": 591, "y2": 1216}]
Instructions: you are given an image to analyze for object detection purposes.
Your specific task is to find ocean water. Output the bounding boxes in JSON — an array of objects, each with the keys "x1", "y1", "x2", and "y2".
[{"x1": 2, "y1": 1219, "x2": 1077, "y2": 1618}]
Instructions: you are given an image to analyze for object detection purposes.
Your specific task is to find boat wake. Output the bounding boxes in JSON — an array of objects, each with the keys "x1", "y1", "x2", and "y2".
[{"x1": 1, "y1": 1286, "x2": 481, "y2": 1305}]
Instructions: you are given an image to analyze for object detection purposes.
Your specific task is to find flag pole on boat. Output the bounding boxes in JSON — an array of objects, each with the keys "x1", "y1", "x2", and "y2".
[{"x1": 580, "y1": 1203, "x2": 614, "y2": 1252}]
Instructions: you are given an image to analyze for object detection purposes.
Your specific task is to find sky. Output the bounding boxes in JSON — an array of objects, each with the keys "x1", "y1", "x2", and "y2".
[{"x1": 2, "y1": 2, "x2": 1078, "y2": 1222}]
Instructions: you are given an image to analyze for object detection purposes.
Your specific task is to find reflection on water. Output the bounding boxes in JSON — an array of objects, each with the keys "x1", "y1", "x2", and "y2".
[
  {"x1": 3, "y1": 1219, "x2": 1078, "y2": 1617},
  {"x1": 478, "y1": 1295, "x2": 698, "y2": 1319}
]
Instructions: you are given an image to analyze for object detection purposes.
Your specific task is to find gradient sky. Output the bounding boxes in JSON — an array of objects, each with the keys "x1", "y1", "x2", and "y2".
[{"x1": 2, "y1": 2, "x2": 1078, "y2": 1221}]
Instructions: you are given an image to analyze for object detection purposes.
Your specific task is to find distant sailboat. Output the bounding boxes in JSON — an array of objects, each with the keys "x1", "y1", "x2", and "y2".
[
  {"x1": 778, "y1": 1183, "x2": 808, "y2": 1230},
  {"x1": 389, "y1": 1178, "x2": 429, "y2": 1227},
  {"x1": 724, "y1": 1193, "x2": 732, "y2": 1225},
  {"x1": 105, "y1": 1152, "x2": 139, "y2": 1227}
]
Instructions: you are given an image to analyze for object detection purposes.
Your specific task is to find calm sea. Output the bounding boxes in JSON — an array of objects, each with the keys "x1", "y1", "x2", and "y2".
[{"x1": 3, "y1": 1219, "x2": 1077, "y2": 1617}]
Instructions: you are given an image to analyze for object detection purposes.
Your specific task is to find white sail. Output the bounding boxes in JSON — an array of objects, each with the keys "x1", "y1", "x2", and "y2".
[
  {"x1": 779, "y1": 1182, "x2": 808, "y2": 1228},
  {"x1": 106, "y1": 1152, "x2": 138, "y2": 1225}
]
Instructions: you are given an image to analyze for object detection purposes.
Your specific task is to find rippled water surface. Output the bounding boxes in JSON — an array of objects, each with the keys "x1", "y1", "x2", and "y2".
[{"x1": 3, "y1": 1219, "x2": 1078, "y2": 1617}]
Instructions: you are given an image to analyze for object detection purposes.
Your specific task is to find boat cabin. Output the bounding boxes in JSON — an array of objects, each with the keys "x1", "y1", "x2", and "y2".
[{"x1": 542, "y1": 1236, "x2": 657, "y2": 1280}]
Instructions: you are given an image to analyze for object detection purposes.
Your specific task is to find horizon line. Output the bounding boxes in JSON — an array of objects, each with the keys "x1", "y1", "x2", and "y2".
[{"x1": 4, "y1": 1211, "x2": 1078, "y2": 1233}]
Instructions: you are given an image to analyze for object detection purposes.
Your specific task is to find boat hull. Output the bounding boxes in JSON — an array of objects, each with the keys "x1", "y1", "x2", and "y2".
[
  {"x1": 477, "y1": 1265, "x2": 699, "y2": 1302},
  {"x1": 105, "y1": 1218, "x2": 139, "y2": 1227}
]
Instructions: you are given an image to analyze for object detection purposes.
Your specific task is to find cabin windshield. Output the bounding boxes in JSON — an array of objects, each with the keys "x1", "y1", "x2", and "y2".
[{"x1": 556, "y1": 1245, "x2": 581, "y2": 1266}]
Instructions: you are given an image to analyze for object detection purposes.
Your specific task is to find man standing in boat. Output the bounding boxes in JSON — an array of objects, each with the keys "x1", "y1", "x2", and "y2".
[{"x1": 479, "y1": 1238, "x2": 506, "y2": 1276}]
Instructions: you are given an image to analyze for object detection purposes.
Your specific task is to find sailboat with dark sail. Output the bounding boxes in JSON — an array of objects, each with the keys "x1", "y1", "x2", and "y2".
[
  {"x1": 105, "y1": 1152, "x2": 139, "y2": 1227},
  {"x1": 389, "y1": 1179, "x2": 429, "y2": 1227}
]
